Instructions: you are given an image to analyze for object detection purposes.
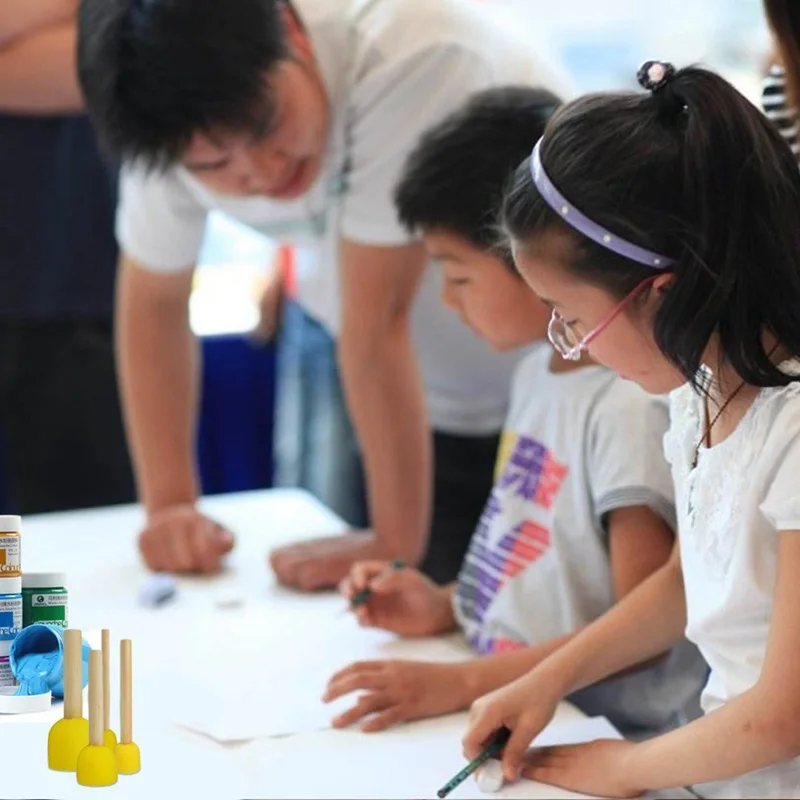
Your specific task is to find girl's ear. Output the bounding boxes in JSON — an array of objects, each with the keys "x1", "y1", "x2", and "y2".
[{"x1": 652, "y1": 272, "x2": 676, "y2": 294}]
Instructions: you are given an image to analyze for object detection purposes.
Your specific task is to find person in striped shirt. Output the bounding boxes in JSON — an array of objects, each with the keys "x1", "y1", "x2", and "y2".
[
  {"x1": 763, "y1": 2, "x2": 800, "y2": 158},
  {"x1": 762, "y1": 64, "x2": 799, "y2": 159}
]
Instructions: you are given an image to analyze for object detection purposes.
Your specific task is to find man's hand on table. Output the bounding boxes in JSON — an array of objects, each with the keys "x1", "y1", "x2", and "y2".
[
  {"x1": 139, "y1": 504, "x2": 235, "y2": 574},
  {"x1": 269, "y1": 531, "x2": 397, "y2": 591}
]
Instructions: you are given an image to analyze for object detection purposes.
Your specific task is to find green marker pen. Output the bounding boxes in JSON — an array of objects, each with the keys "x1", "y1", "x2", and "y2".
[
  {"x1": 436, "y1": 726, "x2": 511, "y2": 799},
  {"x1": 348, "y1": 559, "x2": 405, "y2": 610}
]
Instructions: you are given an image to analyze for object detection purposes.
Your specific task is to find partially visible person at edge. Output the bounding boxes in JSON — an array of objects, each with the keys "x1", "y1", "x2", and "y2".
[
  {"x1": 76, "y1": 0, "x2": 569, "y2": 588},
  {"x1": 0, "y1": 0, "x2": 134, "y2": 514},
  {"x1": 763, "y1": 0, "x2": 800, "y2": 161},
  {"x1": 460, "y1": 62, "x2": 800, "y2": 800}
]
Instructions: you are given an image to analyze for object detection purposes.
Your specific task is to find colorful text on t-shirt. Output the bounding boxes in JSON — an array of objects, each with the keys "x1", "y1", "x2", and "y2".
[{"x1": 457, "y1": 431, "x2": 568, "y2": 653}]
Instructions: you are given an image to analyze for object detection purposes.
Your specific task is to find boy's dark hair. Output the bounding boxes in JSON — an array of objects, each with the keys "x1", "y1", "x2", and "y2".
[
  {"x1": 502, "y1": 65, "x2": 800, "y2": 388},
  {"x1": 78, "y1": 0, "x2": 288, "y2": 169},
  {"x1": 394, "y1": 86, "x2": 561, "y2": 269}
]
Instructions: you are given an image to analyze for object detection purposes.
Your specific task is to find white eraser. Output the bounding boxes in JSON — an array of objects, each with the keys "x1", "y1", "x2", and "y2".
[
  {"x1": 475, "y1": 759, "x2": 504, "y2": 794},
  {"x1": 214, "y1": 590, "x2": 242, "y2": 610}
]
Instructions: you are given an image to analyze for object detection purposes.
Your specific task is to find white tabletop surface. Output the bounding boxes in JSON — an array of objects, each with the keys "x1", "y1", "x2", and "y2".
[{"x1": 0, "y1": 489, "x2": 599, "y2": 799}]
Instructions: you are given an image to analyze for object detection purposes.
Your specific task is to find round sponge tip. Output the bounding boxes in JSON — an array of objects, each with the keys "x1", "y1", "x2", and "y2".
[
  {"x1": 48, "y1": 717, "x2": 89, "y2": 772},
  {"x1": 76, "y1": 744, "x2": 118, "y2": 787},
  {"x1": 115, "y1": 741, "x2": 141, "y2": 775}
]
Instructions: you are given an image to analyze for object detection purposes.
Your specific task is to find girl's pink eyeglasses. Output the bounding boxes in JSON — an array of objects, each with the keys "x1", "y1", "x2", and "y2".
[{"x1": 548, "y1": 277, "x2": 657, "y2": 361}]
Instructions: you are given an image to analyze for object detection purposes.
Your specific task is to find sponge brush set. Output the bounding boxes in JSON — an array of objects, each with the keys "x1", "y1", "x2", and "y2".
[{"x1": 47, "y1": 627, "x2": 139, "y2": 787}]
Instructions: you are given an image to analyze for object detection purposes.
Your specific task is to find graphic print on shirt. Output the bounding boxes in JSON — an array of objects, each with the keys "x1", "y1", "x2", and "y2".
[{"x1": 458, "y1": 430, "x2": 568, "y2": 653}]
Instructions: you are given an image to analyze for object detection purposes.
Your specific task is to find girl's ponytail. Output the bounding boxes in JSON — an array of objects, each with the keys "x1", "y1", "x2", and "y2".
[{"x1": 651, "y1": 66, "x2": 800, "y2": 385}]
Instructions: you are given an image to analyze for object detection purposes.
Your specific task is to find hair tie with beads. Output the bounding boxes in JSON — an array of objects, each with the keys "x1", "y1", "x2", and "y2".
[{"x1": 637, "y1": 60, "x2": 676, "y2": 92}]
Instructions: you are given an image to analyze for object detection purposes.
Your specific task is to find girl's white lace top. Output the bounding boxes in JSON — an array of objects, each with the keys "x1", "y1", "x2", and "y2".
[{"x1": 663, "y1": 360, "x2": 800, "y2": 798}]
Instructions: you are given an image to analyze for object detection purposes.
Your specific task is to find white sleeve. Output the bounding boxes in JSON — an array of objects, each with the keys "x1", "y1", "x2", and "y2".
[
  {"x1": 759, "y1": 396, "x2": 800, "y2": 530},
  {"x1": 116, "y1": 164, "x2": 209, "y2": 271},
  {"x1": 340, "y1": 43, "x2": 496, "y2": 246},
  {"x1": 587, "y1": 381, "x2": 677, "y2": 531}
]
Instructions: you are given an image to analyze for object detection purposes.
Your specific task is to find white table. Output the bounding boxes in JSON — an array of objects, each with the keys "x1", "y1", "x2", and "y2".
[{"x1": 0, "y1": 489, "x2": 594, "y2": 800}]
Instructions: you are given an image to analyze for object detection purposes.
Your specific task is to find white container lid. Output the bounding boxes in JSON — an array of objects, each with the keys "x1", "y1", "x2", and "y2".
[
  {"x1": 0, "y1": 516, "x2": 21, "y2": 533},
  {"x1": 0, "y1": 688, "x2": 52, "y2": 714},
  {"x1": 0, "y1": 577, "x2": 21, "y2": 595},
  {"x1": 0, "y1": 639, "x2": 11, "y2": 657},
  {"x1": 21, "y1": 572, "x2": 66, "y2": 589}
]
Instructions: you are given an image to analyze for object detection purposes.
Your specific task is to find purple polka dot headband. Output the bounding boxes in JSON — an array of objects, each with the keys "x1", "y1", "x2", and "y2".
[{"x1": 529, "y1": 60, "x2": 677, "y2": 270}]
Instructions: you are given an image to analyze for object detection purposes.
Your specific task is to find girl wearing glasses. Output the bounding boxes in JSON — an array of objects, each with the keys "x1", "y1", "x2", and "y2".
[{"x1": 462, "y1": 62, "x2": 800, "y2": 799}]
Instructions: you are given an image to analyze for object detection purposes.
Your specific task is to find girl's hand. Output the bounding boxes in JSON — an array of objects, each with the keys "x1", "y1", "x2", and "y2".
[
  {"x1": 339, "y1": 560, "x2": 454, "y2": 637},
  {"x1": 522, "y1": 739, "x2": 641, "y2": 799},
  {"x1": 323, "y1": 660, "x2": 471, "y2": 731},
  {"x1": 462, "y1": 670, "x2": 562, "y2": 781}
]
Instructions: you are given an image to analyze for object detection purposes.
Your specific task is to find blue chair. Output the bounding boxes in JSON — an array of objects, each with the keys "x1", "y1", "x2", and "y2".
[{"x1": 196, "y1": 333, "x2": 277, "y2": 495}]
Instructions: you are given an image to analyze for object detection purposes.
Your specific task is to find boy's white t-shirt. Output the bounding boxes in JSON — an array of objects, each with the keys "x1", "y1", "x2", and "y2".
[
  {"x1": 116, "y1": 0, "x2": 571, "y2": 435},
  {"x1": 452, "y1": 345, "x2": 706, "y2": 738},
  {"x1": 663, "y1": 362, "x2": 800, "y2": 798}
]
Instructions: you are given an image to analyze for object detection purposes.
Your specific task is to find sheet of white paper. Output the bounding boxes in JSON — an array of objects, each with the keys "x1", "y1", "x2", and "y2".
[
  {"x1": 0, "y1": 722, "x2": 248, "y2": 800},
  {"x1": 0, "y1": 603, "x2": 472, "y2": 743},
  {"x1": 240, "y1": 715, "x2": 622, "y2": 799},
  {"x1": 156, "y1": 611, "x2": 473, "y2": 742}
]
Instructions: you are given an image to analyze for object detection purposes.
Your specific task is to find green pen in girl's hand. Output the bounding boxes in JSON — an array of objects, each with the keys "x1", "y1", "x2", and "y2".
[{"x1": 436, "y1": 726, "x2": 512, "y2": 798}]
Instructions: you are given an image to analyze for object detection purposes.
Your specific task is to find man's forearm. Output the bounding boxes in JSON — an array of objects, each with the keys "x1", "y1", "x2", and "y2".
[
  {"x1": 339, "y1": 321, "x2": 431, "y2": 564},
  {"x1": 117, "y1": 260, "x2": 200, "y2": 515},
  {"x1": 0, "y1": 23, "x2": 82, "y2": 112}
]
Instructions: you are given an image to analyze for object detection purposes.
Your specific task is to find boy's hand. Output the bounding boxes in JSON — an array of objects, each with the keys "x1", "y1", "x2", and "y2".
[
  {"x1": 323, "y1": 660, "x2": 470, "y2": 731},
  {"x1": 340, "y1": 560, "x2": 455, "y2": 637}
]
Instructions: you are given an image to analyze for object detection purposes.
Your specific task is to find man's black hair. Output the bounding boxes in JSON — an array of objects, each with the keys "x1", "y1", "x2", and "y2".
[{"x1": 78, "y1": 0, "x2": 289, "y2": 168}]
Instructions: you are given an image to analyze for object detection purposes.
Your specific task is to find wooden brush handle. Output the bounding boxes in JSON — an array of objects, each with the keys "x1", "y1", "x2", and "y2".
[
  {"x1": 120, "y1": 639, "x2": 132, "y2": 744},
  {"x1": 63, "y1": 629, "x2": 83, "y2": 720},
  {"x1": 102, "y1": 629, "x2": 111, "y2": 730},
  {"x1": 88, "y1": 650, "x2": 103, "y2": 746}
]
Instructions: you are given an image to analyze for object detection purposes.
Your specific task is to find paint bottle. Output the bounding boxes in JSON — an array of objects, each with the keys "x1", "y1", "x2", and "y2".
[
  {"x1": 0, "y1": 638, "x2": 16, "y2": 689},
  {"x1": 22, "y1": 572, "x2": 68, "y2": 628},
  {"x1": 0, "y1": 517, "x2": 22, "y2": 691},
  {"x1": 0, "y1": 515, "x2": 21, "y2": 590},
  {"x1": 0, "y1": 576, "x2": 22, "y2": 645}
]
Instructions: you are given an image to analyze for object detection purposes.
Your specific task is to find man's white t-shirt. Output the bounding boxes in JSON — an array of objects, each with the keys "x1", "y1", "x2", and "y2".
[
  {"x1": 452, "y1": 345, "x2": 706, "y2": 738},
  {"x1": 116, "y1": 0, "x2": 571, "y2": 434},
  {"x1": 663, "y1": 362, "x2": 800, "y2": 798}
]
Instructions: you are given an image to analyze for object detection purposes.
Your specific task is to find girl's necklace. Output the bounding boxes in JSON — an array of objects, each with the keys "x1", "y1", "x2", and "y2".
[
  {"x1": 691, "y1": 378, "x2": 747, "y2": 469},
  {"x1": 691, "y1": 344, "x2": 780, "y2": 469}
]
